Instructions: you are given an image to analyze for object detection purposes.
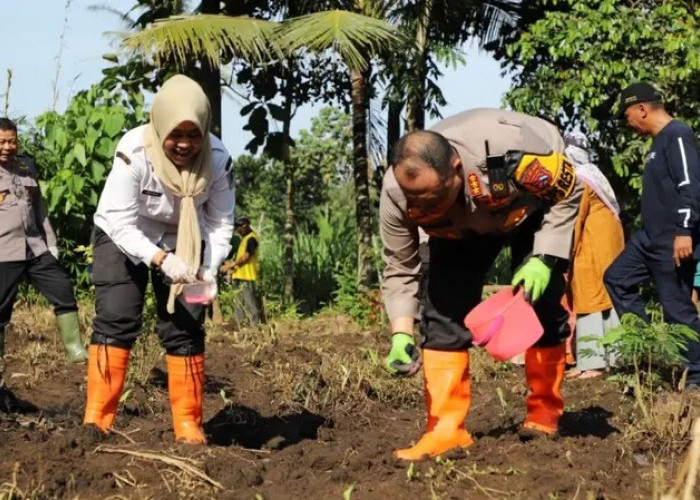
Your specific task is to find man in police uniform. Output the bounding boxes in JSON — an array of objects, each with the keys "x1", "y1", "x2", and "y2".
[
  {"x1": 220, "y1": 216, "x2": 262, "y2": 326},
  {"x1": 0, "y1": 118, "x2": 87, "y2": 410},
  {"x1": 381, "y1": 108, "x2": 582, "y2": 460}
]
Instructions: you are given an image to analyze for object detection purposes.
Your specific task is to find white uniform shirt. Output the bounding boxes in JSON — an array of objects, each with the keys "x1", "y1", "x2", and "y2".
[{"x1": 94, "y1": 125, "x2": 234, "y2": 270}]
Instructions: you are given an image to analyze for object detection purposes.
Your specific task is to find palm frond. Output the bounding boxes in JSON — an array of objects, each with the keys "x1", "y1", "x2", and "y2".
[
  {"x1": 279, "y1": 10, "x2": 399, "y2": 71},
  {"x1": 120, "y1": 14, "x2": 280, "y2": 67},
  {"x1": 88, "y1": 3, "x2": 136, "y2": 28}
]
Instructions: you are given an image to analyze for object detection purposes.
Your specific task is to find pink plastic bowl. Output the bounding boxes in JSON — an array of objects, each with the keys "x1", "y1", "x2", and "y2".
[
  {"x1": 463, "y1": 287, "x2": 544, "y2": 361},
  {"x1": 182, "y1": 282, "x2": 216, "y2": 305}
]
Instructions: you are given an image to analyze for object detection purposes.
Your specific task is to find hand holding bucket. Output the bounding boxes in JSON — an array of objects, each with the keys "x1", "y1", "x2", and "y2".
[{"x1": 463, "y1": 286, "x2": 544, "y2": 361}]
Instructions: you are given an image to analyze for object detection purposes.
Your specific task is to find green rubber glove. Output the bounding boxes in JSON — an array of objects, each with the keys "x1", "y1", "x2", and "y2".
[
  {"x1": 511, "y1": 256, "x2": 552, "y2": 303},
  {"x1": 384, "y1": 333, "x2": 421, "y2": 376}
]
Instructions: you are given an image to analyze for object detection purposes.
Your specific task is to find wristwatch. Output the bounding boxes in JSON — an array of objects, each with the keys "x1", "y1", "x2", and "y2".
[{"x1": 533, "y1": 254, "x2": 569, "y2": 272}]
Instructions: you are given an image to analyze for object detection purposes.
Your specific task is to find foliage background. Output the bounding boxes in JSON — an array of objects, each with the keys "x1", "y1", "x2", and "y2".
[{"x1": 12, "y1": 0, "x2": 700, "y2": 319}]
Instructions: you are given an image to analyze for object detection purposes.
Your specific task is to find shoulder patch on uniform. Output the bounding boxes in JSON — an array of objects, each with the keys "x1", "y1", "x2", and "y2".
[
  {"x1": 519, "y1": 159, "x2": 552, "y2": 191},
  {"x1": 513, "y1": 152, "x2": 575, "y2": 203},
  {"x1": 116, "y1": 151, "x2": 132, "y2": 165}
]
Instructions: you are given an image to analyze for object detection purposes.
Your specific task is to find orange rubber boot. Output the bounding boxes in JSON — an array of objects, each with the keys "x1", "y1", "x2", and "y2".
[
  {"x1": 167, "y1": 354, "x2": 206, "y2": 444},
  {"x1": 522, "y1": 343, "x2": 566, "y2": 436},
  {"x1": 395, "y1": 350, "x2": 473, "y2": 460},
  {"x1": 83, "y1": 345, "x2": 130, "y2": 432}
]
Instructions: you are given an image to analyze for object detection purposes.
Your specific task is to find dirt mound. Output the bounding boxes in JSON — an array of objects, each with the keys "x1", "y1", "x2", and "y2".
[{"x1": 0, "y1": 309, "x2": 695, "y2": 499}]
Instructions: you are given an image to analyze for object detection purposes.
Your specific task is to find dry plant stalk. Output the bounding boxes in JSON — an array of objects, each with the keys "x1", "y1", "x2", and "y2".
[
  {"x1": 95, "y1": 446, "x2": 224, "y2": 490},
  {"x1": 661, "y1": 417, "x2": 700, "y2": 500}
]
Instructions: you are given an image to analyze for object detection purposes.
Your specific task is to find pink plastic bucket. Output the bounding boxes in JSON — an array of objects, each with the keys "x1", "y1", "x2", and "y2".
[{"x1": 463, "y1": 287, "x2": 544, "y2": 361}]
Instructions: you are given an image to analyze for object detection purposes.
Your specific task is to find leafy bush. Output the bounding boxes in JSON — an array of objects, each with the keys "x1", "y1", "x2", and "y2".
[
  {"x1": 21, "y1": 82, "x2": 146, "y2": 288},
  {"x1": 485, "y1": 247, "x2": 512, "y2": 285},
  {"x1": 256, "y1": 207, "x2": 357, "y2": 315},
  {"x1": 593, "y1": 311, "x2": 700, "y2": 456},
  {"x1": 596, "y1": 312, "x2": 698, "y2": 390},
  {"x1": 332, "y1": 264, "x2": 384, "y2": 329},
  {"x1": 592, "y1": 312, "x2": 699, "y2": 447}
]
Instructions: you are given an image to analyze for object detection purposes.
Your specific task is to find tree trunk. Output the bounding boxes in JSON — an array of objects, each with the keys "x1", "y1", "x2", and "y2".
[
  {"x1": 281, "y1": 63, "x2": 295, "y2": 303},
  {"x1": 351, "y1": 66, "x2": 373, "y2": 289},
  {"x1": 405, "y1": 0, "x2": 433, "y2": 132},
  {"x1": 386, "y1": 99, "x2": 403, "y2": 165},
  {"x1": 199, "y1": 0, "x2": 222, "y2": 137}
]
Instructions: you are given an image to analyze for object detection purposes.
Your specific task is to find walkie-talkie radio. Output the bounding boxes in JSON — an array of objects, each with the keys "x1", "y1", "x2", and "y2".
[{"x1": 485, "y1": 141, "x2": 510, "y2": 199}]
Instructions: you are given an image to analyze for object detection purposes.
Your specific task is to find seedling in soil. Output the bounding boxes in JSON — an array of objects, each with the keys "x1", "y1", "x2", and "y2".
[
  {"x1": 406, "y1": 462, "x2": 416, "y2": 482},
  {"x1": 360, "y1": 347, "x2": 380, "y2": 366},
  {"x1": 496, "y1": 387, "x2": 508, "y2": 413},
  {"x1": 219, "y1": 389, "x2": 232, "y2": 406},
  {"x1": 119, "y1": 388, "x2": 132, "y2": 404},
  {"x1": 342, "y1": 483, "x2": 355, "y2": 500}
]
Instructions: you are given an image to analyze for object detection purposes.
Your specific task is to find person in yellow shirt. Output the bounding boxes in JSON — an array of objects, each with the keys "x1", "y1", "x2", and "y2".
[
  {"x1": 564, "y1": 132, "x2": 624, "y2": 379},
  {"x1": 220, "y1": 216, "x2": 262, "y2": 326}
]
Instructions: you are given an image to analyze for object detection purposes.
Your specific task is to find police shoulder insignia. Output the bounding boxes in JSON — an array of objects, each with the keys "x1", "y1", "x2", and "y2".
[
  {"x1": 514, "y1": 152, "x2": 575, "y2": 203},
  {"x1": 518, "y1": 158, "x2": 553, "y2": 192},
  {"x1": 16, "y1": 158, "x2": 31, "y2": 175},
  {"x1": 116, "y1": 151, "x2": 132, "y2": 165}
]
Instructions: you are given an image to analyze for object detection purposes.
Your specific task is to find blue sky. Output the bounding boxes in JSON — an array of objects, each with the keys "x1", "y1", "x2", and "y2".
[{"x1": 2, "y1": 0, "x2": 511, "y2": 157}]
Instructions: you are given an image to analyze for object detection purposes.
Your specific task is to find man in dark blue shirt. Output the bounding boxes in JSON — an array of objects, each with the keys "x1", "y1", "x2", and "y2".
[{"x1": 605, "y1": 82, "x2": 700, "y2": 388}]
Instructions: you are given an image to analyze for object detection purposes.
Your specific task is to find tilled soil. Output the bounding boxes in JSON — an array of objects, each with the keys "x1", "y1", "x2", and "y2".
[{"x1": 0, "y1": 311, "x2": 694, "y2": 499}]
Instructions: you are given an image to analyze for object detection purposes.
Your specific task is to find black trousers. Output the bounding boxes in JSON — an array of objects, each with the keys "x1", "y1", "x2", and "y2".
[
  {"x1": 604, "y1": 230, "x2": 700, "y2": 380},
  {"x1": 420, "y1": 214, "x2": 570, "y2": 351},
  {"x1": 91, "y1": 227, "x2": 205, "y2": 356},
  {"x1": 0, "y1": 252, "x2": 77, "y2": 327}
]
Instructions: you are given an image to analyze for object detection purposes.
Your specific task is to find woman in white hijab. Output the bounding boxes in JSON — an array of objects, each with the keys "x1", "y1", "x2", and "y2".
[{"x1": 84, "y1": 75, "x2": 234, "y2": 444}]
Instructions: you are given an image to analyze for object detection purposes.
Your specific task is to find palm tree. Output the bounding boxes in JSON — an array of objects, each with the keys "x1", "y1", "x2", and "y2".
[
  {"x1": 278, "y1": 9, "x2": 398, "y2": 288},
  {"x1": 121, "y1": 13, "x2": 280, "y2": 134},
  {"x1": 388, "y1": 0, "x2": 521, "y2": 133}
]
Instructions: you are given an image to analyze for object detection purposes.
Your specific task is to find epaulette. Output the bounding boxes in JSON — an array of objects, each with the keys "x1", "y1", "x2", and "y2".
[
  {"x1": 116, "y1": 151, "x2": 132, "y2": 165},
  {"x1": 15, "y1": 155, "x2": 34, "y2": 175},
  {"x1": 225, "y1": 157, "x2": 234, "y2": 189}
]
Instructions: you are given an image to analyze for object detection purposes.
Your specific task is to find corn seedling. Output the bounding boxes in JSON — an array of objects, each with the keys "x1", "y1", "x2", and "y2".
[
  {"x1": 342, "y1": 483, "x2": 355, "y2": 500},
  {"x1": 406, "y1": 462, "x2": 416, "y2": 482},
  {"x1": 118, "y1": 388, "x2": 132, "y2": 405},
  {"x1": 219, "y1": 389, "x2": 232, "y2": 406},
  {"x1": 495, "y1": 387, "x2": 508, "y2": 413}
]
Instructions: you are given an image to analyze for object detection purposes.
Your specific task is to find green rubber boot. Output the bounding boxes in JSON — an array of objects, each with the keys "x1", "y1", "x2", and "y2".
[{"x1": 56, "y1": 312, "x2": 88, "y2": 364}]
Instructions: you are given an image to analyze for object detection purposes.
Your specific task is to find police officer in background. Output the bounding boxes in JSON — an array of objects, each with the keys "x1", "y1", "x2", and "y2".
[
  {"x1": 83, "y1": 75, "x2": 234, "y2": 444},
  {"x1": 220, "y1": 215, "x2": 262, "y2": 326},
  {"x1": 0, "y1": 117, "x2": 87, "y2": 409},
  {"x1": 605, "y1": 83, "x2": 700, "y2": 389},
  {"x1": 381, "y1": 108, "x2": 583, "y2": 460}
]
